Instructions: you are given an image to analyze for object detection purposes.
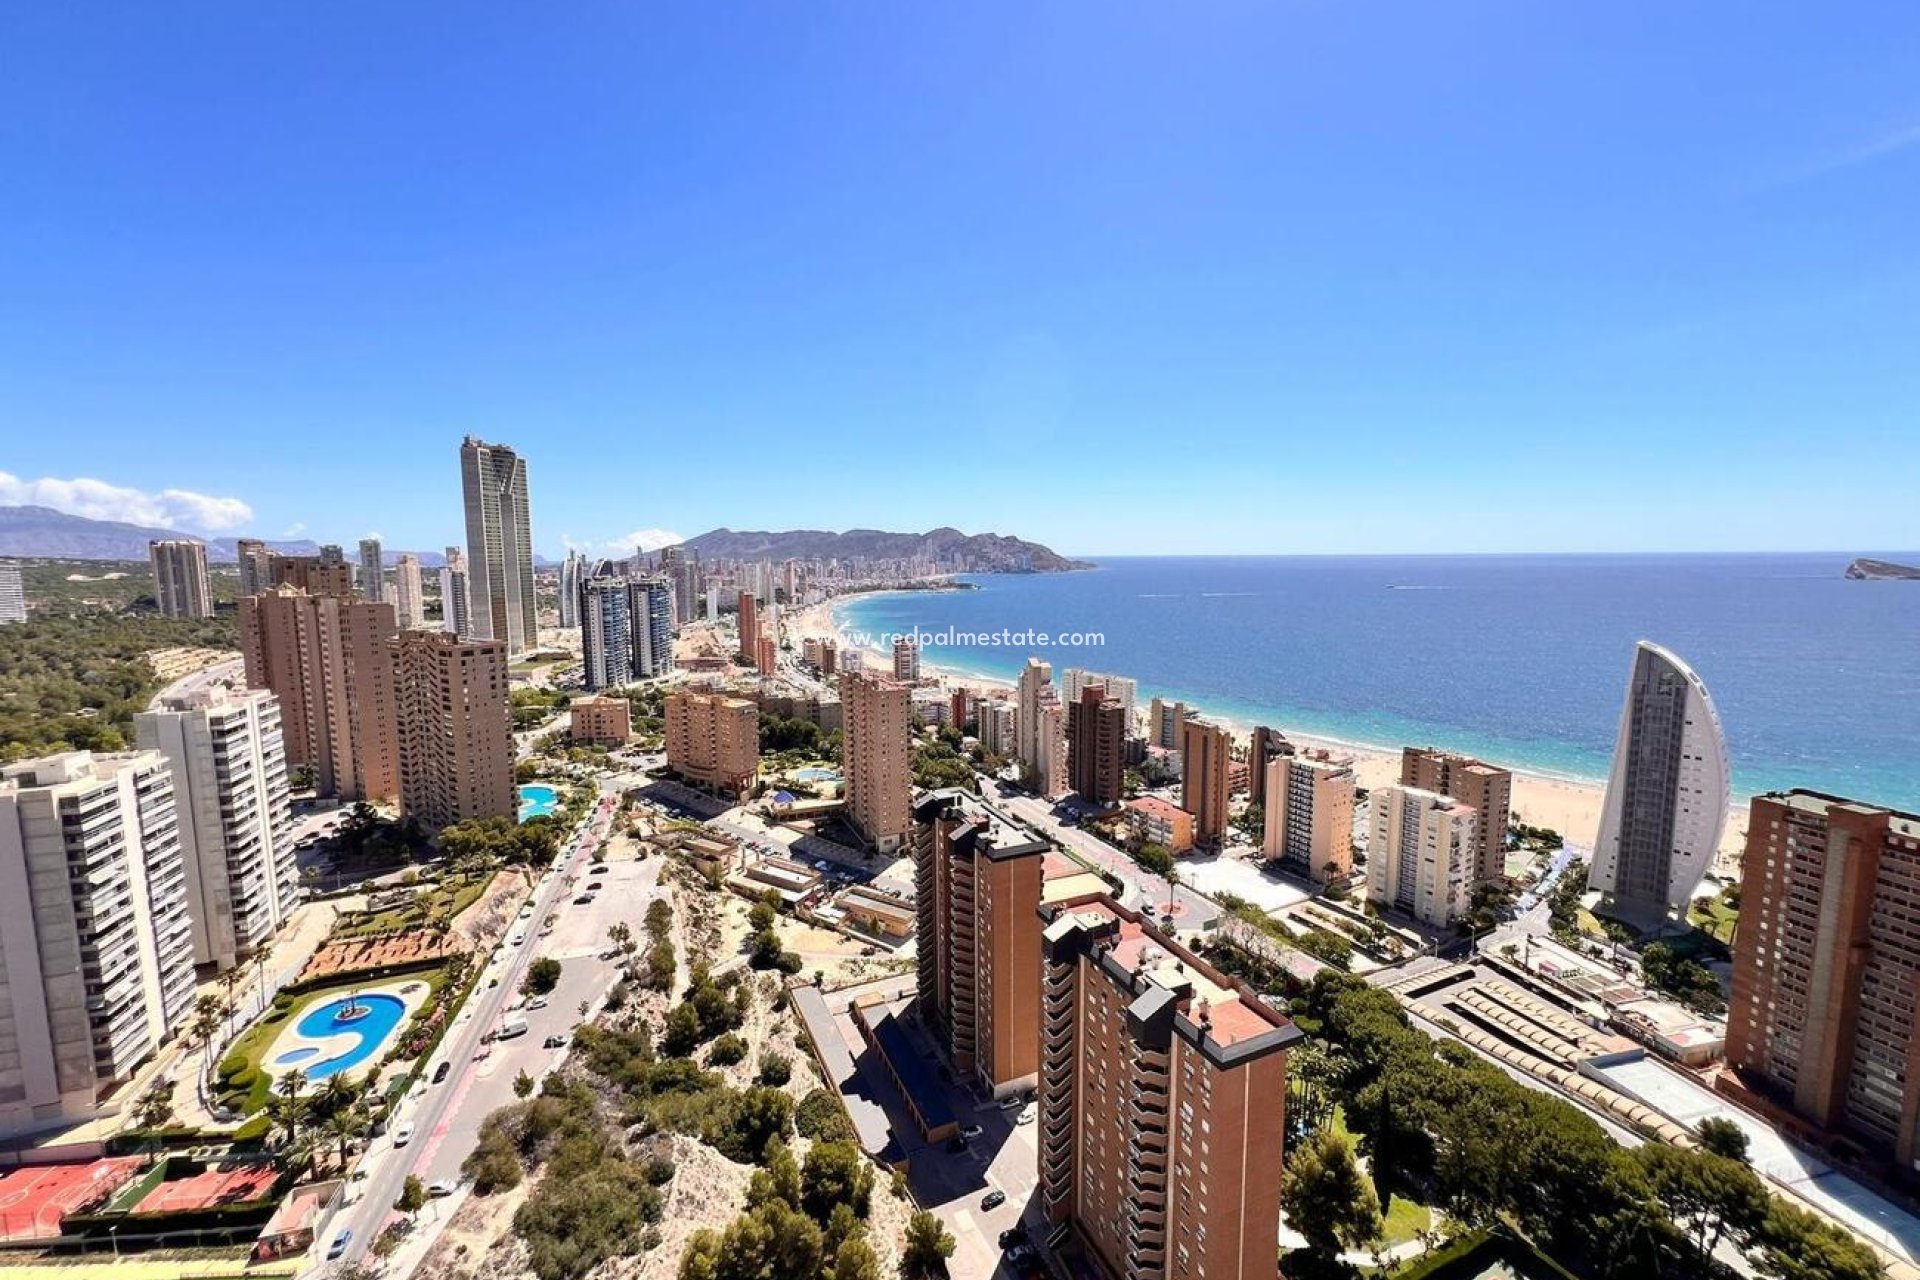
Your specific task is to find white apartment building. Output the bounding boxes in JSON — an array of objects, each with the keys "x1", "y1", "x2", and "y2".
[
  {"x1": 0, "y1": 752, "x2": 196, "y2": 1140},
  {"x1": 1367, "y1": 784, "x2": 1478, "y2": 927},
  {"x1": 135, "y1": 688, "x2": 299, "y2": 972},
  {"x1": 148, "y1": 539, "x2": 213, "y2": 619},
  {"x1": 1063, "y1": 669, "x2": 1137, "y2": 728},
  {"x1": 440, "y1": 547, "x2": 472, "y2": 639},
  {"x1": 977, "y1": 698, "x2": 1016, "y2": 757},
  {"x1": 893, "y1": 635, "x2": 921, "y2": 682},
  {"x1": 393, "y1": 554, "x2": 426, "y2": 629},
  {"x1": 0, "y1": 562, "x2": 24, "y2": 624}
]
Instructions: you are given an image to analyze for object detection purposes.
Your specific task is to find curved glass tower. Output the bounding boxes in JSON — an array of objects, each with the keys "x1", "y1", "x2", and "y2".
[{"x1": 1587, "y1": 640, "x2": 1730, "y2": 925}]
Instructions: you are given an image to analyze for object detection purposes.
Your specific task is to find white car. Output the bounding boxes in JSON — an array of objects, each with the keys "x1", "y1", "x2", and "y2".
[
  {"x1": 527, "y1": 995, "x2": 549, "y2": 1010},
  {"x1": 509, "y1": 932, "x2": 525, "y2": 946},
  {"x1": 427, "y1": 1178, "x2": 458, "y2": 1198},
  {"x1": 393, "y1": 1122, "x2": 415, "y2": 1147}
]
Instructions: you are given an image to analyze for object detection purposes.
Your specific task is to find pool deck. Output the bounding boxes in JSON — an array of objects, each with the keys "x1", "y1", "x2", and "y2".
[{"x1": 262, "y1": 978, "x2": 431, "y2": 1087}]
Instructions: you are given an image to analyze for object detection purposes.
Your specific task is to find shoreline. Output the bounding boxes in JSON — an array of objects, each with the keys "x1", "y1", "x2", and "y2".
[{"x1": 787, "y1": 591, "x2": 1752, "y2": 871}]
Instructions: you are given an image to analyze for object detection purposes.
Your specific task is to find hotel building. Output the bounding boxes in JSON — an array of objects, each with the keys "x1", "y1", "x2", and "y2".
[
  {"x1": 1037, "y1": 894, "x2": 1301, "y2": 1280},
  {"x1": 1247, "y1": 726, "x2": 1291, "y2": 807},
  {"x1": 148, "y1": 539, "x2": 213, "y2": 618},
  {"x1": 1587, "y1": 641, "x2": 1730, "y2": 923},
  {"x1": 459, "y1": 435, "x2": 537, "y2": 655},
  {"x1": 1727, "y1": 791, "x2": 1920, "y2": 1168},
  {"x1": 134, "y1": 688, "x2": 298, "y2": 971},
  {"x1": 1179, "y1": 718, "x2": 1233, "y2": 846},
  {"x1": 664, "y1": 691, "x2": 760, "y2": 797},
  {"x1": 1261, "y1": 750, "x2": 1355, "y2": 883},
  {"x1": 390, "y1": 630, "x2": 514, "y2": 829},
  {"x1": 1366, "y1": 785, "x2": 1477, "y2": 927},
  {"x1": 0, "y1": 752, "x2": 196, "y2": 1141},
  {"x1": 238, "y1": 588, "x2": 400, "y2": 803},
  {"x1": 912, "y1": 791, "x2": 1049, "y2": 1096},
  {"x1": 1401, "y1": 747, "x2": 1512, "y2": 884},
  {"x1": 1068, "y1": 683, "x2": 1127, "y2": 807},
  {"x1": 842, "y1": 671, "x2": 912, "y2": 853}
]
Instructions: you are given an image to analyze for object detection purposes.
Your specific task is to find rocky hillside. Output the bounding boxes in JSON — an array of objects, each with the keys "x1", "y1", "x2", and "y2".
[{"x1": 675, "y1": 525, "x2": 1090, "y2": 571}]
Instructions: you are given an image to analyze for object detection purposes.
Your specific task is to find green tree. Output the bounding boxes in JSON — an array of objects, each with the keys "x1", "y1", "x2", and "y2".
[
  {"x1": 801, "y1": 1142, "x2": 874, "y2": 1222},
  {"x1": 396, "y1": 1175, "x2": 427, "y2": 1215},
  {"x1": 1281, "y1": 1128, "x2": 1383, "y2": 1257},
  {"x1": 523, "y1": 956, "x2": 563, "y2": 996},
  {"x1": 831, "y1": 1235, "x2": 883, "y2": 1280},
  {"x1": 901, "y1": 1210, "x2": 956, "y2": 1278},
  {"x1": 1134, "y1": 843, "x2": 1175, "y2": 876},
  {"x1": 1696, "y1": 1116, "x2": 1751, "y2": 1164},
  {"x1": 1636, "y1": 1144, "x2": 1768, "y2": 1270},
  {"x1": 514, "y1": 1069, "x2": 536, "y2": 1098}
]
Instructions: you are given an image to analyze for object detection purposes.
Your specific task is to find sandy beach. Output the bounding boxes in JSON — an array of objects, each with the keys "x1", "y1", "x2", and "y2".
[{"x1": 782, "y1": 594, "x2": 1751, "y2": 873}]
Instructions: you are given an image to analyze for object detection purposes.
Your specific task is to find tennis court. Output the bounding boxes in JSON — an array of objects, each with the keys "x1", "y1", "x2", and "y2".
[
  {"x1": 0, "y1": 1159, "x2": 142, "y2": 1241},
  {"x1": 131, "y1": 1163, "x2": 278, "y2": 1214}
]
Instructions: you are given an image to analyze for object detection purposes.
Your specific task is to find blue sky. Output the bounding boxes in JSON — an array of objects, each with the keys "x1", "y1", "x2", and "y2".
[{"x1": 2, "y1": 2, "x2": 1917, "y2": 558}]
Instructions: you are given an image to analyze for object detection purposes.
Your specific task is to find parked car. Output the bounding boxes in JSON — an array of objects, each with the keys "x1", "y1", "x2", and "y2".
[
  {"x1": 431, "y1": 1061, "x2": 452, "y2": 1084},
  {"x1": 393, "y1": 1122, "x2": 415, "y2": 1146},
  {"x1": 960, "y1": 1124, "x2": 983, "y2": 1139},
  {"x1": 427, "y1": 1178, "x2": 459, "y2": 1198},
  {"x1": 543, "y1": 1034, "x2": 567, "y2": 1049},
  {"x1": 998, "y1": 1227, "x2": 1027, "y2": 1249},
  {"x1": 326, "y1": 1229, "x2": 353, "y2": 1260},
  {"x1": 1015, "y1": 1109, "x2": 1035, "y2": 1126},
  {"x1": 981, "y1": 1190, "x2": 1007, "y2": 1211},
  {"x1": 998, "y1": 1096, "x2": 1024, "y2": 1110},
  {"x1": 527, "y1": 995, "x2": 549, "y2": 1010}
]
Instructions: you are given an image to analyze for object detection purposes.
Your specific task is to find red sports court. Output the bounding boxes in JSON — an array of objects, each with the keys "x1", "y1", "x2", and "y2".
[
  {"x1": 0, "y1": 1159, "x2": 142, "y2": 1242},
  {"x1": 131, "y1": 1162, "x2": 279, "y2": 1215}
]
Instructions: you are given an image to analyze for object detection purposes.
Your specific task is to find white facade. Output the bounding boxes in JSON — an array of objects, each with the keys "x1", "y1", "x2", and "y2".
[
  {"x1": 1587, "y1": 641, "x2": 1730, "y2": 921},
  {"x1": 135, "y1": 689, "x2": 298, "y2": 972},
  {"x1": 1063, "y1": 669, "x2": 1137, "y2": 728},
  {"x1": 440, "y1": 546, "x2": 472, "y2": 639},
  {"x1": 0, "y1": 752, "x2": 195, "y2": 1140},
  {"x1": 0, "y1": 562, "x2": 24, "y2": 624},
  {"x1": 1367, "y1": 784, "x2": 1477, "y2": 927},
  {"x1": 393, "y1": 554, "x2": 426, "y2": 629},
  {"x1": 1016, "y1": 658, "x2": 1053, "y2": 788},
  {"x1": 559, "y1": 550, "x2": 586, "y2": 629},
  {"x1": 978, "y1": 699, "x2": 1016, "y2": 757},
  {"x1": 893, "y1": 635, "x2": 921, "y2": 682}
]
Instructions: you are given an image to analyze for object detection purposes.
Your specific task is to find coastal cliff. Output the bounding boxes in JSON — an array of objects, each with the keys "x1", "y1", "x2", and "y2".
[{"x1": 1845, "y1": 557, "x2": 1920, "y2": 581}]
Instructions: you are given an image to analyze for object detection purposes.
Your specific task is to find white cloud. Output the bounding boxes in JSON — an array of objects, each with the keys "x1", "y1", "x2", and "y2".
[
  {"x1": 0, "y1": 471, "x2": 255, "y2": 533},
  {"x1": 563, "y1": 528, "x2": 685, "y2": 558}
]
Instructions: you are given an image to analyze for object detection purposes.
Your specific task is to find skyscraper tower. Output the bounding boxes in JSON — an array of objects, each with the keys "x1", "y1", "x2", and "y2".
[
  {"x1": 559, "y1": 550, "x2": 587, "y2": 629},
  {"x1": 1587, "y1": 641, "x2": 1730, "y2": 924},
  {"x1": 440, "y1": 546, "x2": 472, "y2": 639},
  {"x1": 357, "y1": 537, "x2": 385, "y2": 602},
  {"x1": 149, "y1": 539, "x2": 213, "y2": 618},
  {"x1": 459, "y1": 435, "x2": 536, "y2": 655},
  {"x1": 393, "y1": 553, "x2": 426, "y2": 629}
]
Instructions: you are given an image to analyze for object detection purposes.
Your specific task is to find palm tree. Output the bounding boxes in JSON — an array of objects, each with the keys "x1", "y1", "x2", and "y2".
[
  {"x1": 322, "y1": 1107, "x2": 361, "y2": 1173},
  {"x1": 319, "y1": 1073, "x2": 355, "y2": 1119},
  {"x1": 272, "y1": 1069, "x2": 309, "y2": 1147}
]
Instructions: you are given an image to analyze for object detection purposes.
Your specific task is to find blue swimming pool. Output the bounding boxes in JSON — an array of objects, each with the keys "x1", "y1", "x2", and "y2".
[
  {"x1": 793, "y1": 768, "x2": 841, "y2": 783},
  {"x1": 285, "y1": 993, "x2": 408, "y2": 1081},
  {"x1": 518, "y1": 784, "x2": 559, "y2": 822}
]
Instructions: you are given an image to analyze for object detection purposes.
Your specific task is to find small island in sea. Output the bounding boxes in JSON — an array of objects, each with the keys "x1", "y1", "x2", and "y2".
[{"x1": 1845, "y1": 557, "x2": 1920, "y2": 581}]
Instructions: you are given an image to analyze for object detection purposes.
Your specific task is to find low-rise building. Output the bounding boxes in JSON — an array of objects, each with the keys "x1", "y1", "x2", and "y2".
[
  {"x1": 570, "y1": 694, "x2": 632, "y2": 746},
  {"x1": 1124, "y1": 795, "x2": 1195, "y2": 854}
]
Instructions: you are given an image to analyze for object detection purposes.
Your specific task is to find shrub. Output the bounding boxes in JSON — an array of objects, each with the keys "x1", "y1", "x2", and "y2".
[
  {"x1": 709, "y1": 1034, "x2": 749, "y2": 1067},
  {"x1": 757, "y1": 1053, "x2": 792, "y2": 1086}
]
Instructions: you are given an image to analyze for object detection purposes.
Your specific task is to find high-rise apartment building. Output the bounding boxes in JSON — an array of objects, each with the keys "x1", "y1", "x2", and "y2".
[
  {"x1": 1037, "y1": 894, "x2": 1300, "y2": 1280},
  {"x1": 1401, "y1": 747, "x2": 1512, "y2": 885},
  {"x1": 439, "y1": 547, "x2": 472, "y2": 638},
  {"x1": 0, "y1": 751, "x2": 196, "y2": 1140},
  {"x1": 842, "y1": 671, "x2": 912, "y2": 853},
  {"x1": 912, "y1": 791, "x2": 1048, "y2": 1096},
  {"x1": 558, "y1": 550, "x2": 587, "y2": 629},
  {"x1": 634, "y1": 576, "x2": 675, "y2": 678},
  {"x1": 736, "y1": 590, "x2": 759, "y2": 661},
  {"x1": 135, "y1": 689, "x2": 297, "y2": 971},
  {"x1": 1262, "y1": 750, "x2": 1355, "y2": 882},
  {"x1": 238, "y1": 588, "x2": 399, "y2": 803},
  {"x1": 893, "y1": 635, "x2": 921, "y2": 682},
  {"x1": 1179, "y1": 718, "x2": 1233, "y2": 846},
  {"x1": 390, "y1": 631, "x2": 513, "y2": 829},
  {"x1": 270, "y1": 547, "x2": 355, "y2": 598},
  {"x1": 1064, "y1": 669, "x2": 1137, "y2": 731},
  {"x1": 1366, "y1": 785, "x2": 1477, "y2": 927},
  {"x1": 1146, "y1": 697, "x2": 1193, "y2": 751},
  {"x1": 580, "y1": 570, "x2": 636, "y2": 692},
  {"x1": 357, "y1": 537, "x2": 385, "y2": 602},
  {"x1": 1247, "y1": 726, "x2": 1292, "y2": 807},
  {"x1": 235, "y1": 538, "x2": 273, "y2": 597},
  {"x1": 977, "y1": 698, "x2": 1016, "y2": 758},
  {"x1": 1067, "y1": 683, "x2": 1127, "y2": 807},
  {"x1": 1016, "y1": 659, "x2": 1056, "y2": 790},
  {"x1": 1726, "y1": 791, "x2": 1920, "y2": 1167},
  {"x1": 393, "y1": 554, "x2": 426, "y2": 629},
  {"x1": 459, "y1": 435, "x2": 537, "y2": 655},
  {"x1": 148, "y1": 539, "x2": 213, "y2": 618},
  {"x1": 1587, "y1": 641, "x2": 1730, "y2": 923},
  {"x1": 664, "y1": 692, "x2": 760, "y2": 797},
  {"x1": 0, "y1": 562, "x2": 24, "y2": 624}
]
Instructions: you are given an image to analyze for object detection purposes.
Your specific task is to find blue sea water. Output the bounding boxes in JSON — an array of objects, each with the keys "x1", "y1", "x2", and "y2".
[{"x1": 834, "y1": 554, "x2": 1920, "y2": 811}]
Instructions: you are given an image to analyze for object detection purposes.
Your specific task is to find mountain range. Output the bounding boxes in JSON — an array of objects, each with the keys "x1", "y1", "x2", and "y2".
[
  {"x1": 0, "y1": 505, "x2": 464, "y2": 566},
  {"x1": 674, "y1": 526, "x2": 1090, "y2": 571}
]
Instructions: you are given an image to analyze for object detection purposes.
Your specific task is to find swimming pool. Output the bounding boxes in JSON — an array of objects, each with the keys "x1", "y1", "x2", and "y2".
[
  {"x1": 793, "y1": 768, "x2": 841, "y2": 783},
  {"x1": 284, "y1": 993, "x2": 408, "y2": 1081},
  {"x1": 518, "y1": 783, "x2": 560, "y2": 821}
]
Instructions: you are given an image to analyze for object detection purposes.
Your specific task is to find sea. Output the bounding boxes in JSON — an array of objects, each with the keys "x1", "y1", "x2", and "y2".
[{"x1": 831, "y1": 553, "x2": 1920, "y2": 812}]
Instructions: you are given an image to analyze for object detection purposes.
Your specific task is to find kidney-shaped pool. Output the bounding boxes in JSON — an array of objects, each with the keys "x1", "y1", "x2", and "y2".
[{"x1": 274, "y1": 992, "x2": 409, "y2": 1081}]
